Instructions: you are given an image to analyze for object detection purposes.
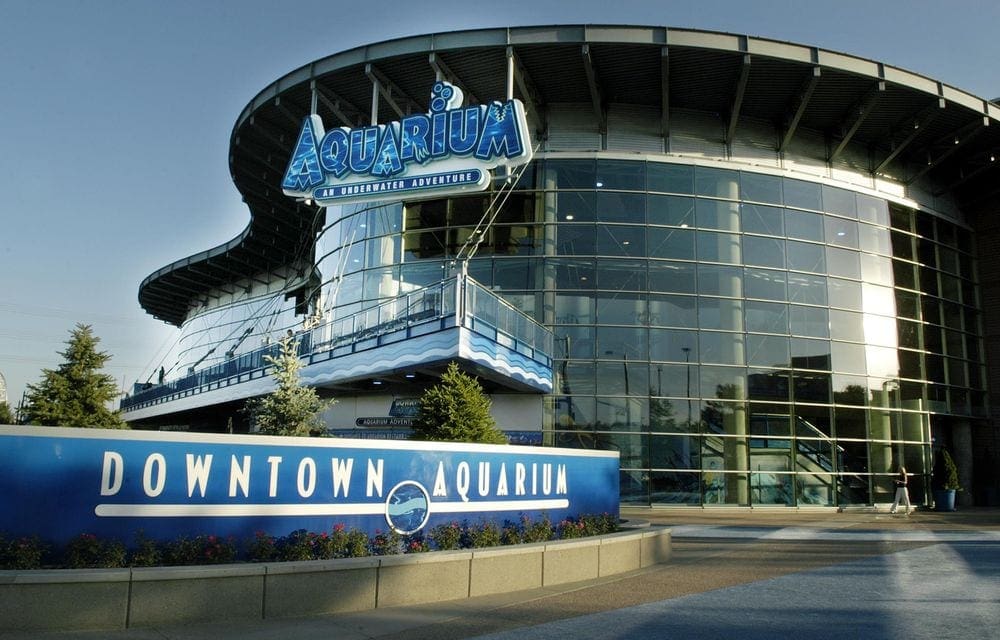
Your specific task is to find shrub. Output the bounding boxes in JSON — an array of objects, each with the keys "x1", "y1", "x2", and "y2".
[
  {"x1": 557, "y1": 518, "x2": 587, "y2": 539},
  {"x1": 278, "y1": 529, "x2": 322, "y2": 561},
  {"x1": 429, "y1": 521, "x2": 463, "y2": 550},
  {"x1": 130, "y1": 532, "x2": 162, "y2": 567},
  {"x1": 0, "y1": 534, "x2": 47, "y2": 569},
  {"x1": 247, "y1": 531, "x2": 279, "y2": 562},
  {"x1": 371, "y1": 529, "x2": 402, "y2": 556},
  {"x1": 522, "y1": 515, "x2": 554, "y2": 543},
  {"x1": 163, "y1": 535, "x2": 236, "y2": 565},
  {"x1": 405, "y1": 536, "x2": 430, "y2": 553},
  {"x1": 65, "y1": 533, "x2": 127, "y2": 568},
  {"x1": 467, "y1": 521, "x2": 502, "y2": 548}
]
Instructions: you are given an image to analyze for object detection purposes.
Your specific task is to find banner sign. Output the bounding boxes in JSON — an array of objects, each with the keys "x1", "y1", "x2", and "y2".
[
  {"x1": 0, "y1": 426, "x2": 617, "y2": 545},
  {"x1": 281, "y1": 81, "x2": 533, "y2": 206}
]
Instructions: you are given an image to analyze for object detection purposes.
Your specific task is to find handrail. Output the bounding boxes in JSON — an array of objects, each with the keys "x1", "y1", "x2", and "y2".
[{"x1": 122, "y1": 275, "x2": 553, "y2": 412}]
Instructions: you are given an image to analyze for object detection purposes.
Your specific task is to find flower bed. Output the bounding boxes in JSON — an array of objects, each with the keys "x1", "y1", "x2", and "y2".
[{"x1": 0, "y1": 513, "x2": 618, "y2": 570}]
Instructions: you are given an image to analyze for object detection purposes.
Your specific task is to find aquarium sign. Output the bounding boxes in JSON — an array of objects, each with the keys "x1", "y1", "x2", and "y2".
[
  {"x1": 0, "y1": 426, "x2": 617, "y2": 545},
  {"x1": 282, "y1": 81, "x2": 533, "y2": 205}
]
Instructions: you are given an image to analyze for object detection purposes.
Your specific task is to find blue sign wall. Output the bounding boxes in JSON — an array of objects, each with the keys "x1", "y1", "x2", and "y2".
[{"x1": 0, "y1": 426, "x2": 618, "y2": 545}]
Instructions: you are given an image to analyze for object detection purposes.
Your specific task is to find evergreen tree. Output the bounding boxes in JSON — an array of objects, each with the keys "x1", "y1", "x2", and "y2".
[
  {"x1": 412, "y1": 362, "x2": 506, "y2": 444},
  {"x1": 243, "y1": 336, "x2": 333, "y2": 436},
  {"x1": 0, "y1": 401, "x2": 14, "y2": 425},
  {"x1": 23, "y1": 324, "x2": 126, "y2": 428}
]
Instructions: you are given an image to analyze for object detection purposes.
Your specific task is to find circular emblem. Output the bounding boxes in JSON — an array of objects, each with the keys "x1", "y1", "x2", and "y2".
[{"x1": 385, "y1": 481, "x2": 431, "y2": 535}]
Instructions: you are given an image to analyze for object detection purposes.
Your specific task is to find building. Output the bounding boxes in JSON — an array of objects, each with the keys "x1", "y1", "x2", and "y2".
[{"x1": 122, "y1": 25, "x2": 1000, "y2": 508}]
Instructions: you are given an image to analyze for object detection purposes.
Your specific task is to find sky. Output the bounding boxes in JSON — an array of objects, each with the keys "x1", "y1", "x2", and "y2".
[{"x1": 2, "y1": 0, "x2": 999, "y2": 410}]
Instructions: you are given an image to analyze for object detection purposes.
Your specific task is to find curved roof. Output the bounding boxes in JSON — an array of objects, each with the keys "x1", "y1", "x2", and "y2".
[{"x1": 140, "y1": 24, "x2": 1000, "y2": 326}]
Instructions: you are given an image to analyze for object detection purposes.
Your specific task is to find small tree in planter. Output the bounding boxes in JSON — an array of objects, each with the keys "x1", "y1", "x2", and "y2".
[
  {"x1": 935, "y1": 449, "x2": 962, "y2": 511},
  {"x1": 411, "y1": 362, "x2": 506, "y2": 444}
]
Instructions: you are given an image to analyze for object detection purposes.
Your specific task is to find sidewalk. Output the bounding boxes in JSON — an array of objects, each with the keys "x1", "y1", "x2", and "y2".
[{"x1": 9, "y1": 507, "x2": 1000, "y2": 640}]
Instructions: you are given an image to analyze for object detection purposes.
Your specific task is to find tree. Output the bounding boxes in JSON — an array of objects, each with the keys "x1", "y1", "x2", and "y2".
[
  {"x1": 243, "y1": 336, "x2": 333, "y2": 436},
  {"x1": 0, "y1": 401, "x2": 15, "y2": 425},
  {"x1": 412, "y1": 362, "x2": 506, "y2": 444},
  {"x1": 23, "y1": 324, "x2": 126, "y2": 428}
]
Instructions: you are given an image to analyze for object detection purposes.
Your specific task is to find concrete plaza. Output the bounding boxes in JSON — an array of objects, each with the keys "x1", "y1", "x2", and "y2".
[{"x1": 9, "y1": 507, "x2": 999, "y2": 640}]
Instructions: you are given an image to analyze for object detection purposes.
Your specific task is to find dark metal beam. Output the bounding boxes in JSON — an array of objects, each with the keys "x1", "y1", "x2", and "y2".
[
  {"x1": 829, "y1": 80, "x2": 886, "y2": 162},
  {"x1": 778, "y1": 66, "x2": 820, "y2": 153},
  {"x1": 273, "y1": 96, "x2": 304, "y2": 128},
  {"x1": 908, "y1": 116, "x2": 989, "y2": 184},
  {"x1": 873, "y1": 98, "x2": 946, "y2": 175},
  {"x1": 581, "y1": 45, "x2": 606, "y2": 135},
  {"x1": 429, "y1": 53, "x2": 478, "y2": 104},
  {"x1": 365, "y1": 63, "x2": 417, "y2": 119},
  {"x1": 726, "y1": 54, "x2": 751, "y2": 145},
  {"x1": 936, "y1": 149, "x2": 1000, "y2": 195},
  {"x1": 660, "y1": 47, "x2": 670, "y2": 140},
  {"x1": 507, "y1": 47, "x2": 546, "y2": 136},
  {"x1": 312, "y1": 81, "x2": 365, "y2": 127}
]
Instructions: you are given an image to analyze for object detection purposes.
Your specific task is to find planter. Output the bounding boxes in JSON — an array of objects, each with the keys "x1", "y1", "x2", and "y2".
[{"x1": 934, "y1": 489, "x2": 957, "y2": 512}]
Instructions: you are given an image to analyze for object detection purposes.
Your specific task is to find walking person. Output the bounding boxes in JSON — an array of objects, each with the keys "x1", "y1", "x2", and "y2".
[{"x1": 890, "y1": 465, "x2": 911, "y2": 516}]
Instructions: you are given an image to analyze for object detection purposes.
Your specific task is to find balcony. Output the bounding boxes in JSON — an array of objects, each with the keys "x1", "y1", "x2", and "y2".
[{"x1": 121, "y1": 273, "x2": 553, "y2": 422}]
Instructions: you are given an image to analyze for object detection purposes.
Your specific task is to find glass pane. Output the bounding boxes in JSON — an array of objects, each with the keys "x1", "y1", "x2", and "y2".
[
  {"x1": 826, "y1": 246, "x2": 861, "y2": 279},
  {"x1": 597, "y1": 191, "x2": 645, "y2": 223},
  {"x1": 743, "y1": 236, "x2": 785, "y2": 268},
  {"x1": 857, "y1": 194, "x2": 889, "y2": 225},
  {"x1": 745, "y1": 300, "x2": 789, "y2": 334},
  {"x1": 647, "y1": 163, "x2": 694, "y2": 194},
  {"x1": 596, "y1": 159, "x2": 645, "y2": 191},
  {"x1": 551, "y1": 159, "x2": 596, "y2": 189},
  {"x1": 740, "y1": 172, "x2": 783, "y2": 205},
  {"x1": 786, "y1": 240, "x2": 825, "y2": 273},
  {"x1": 596, "y1": 326, "x2": 648, "y2": 360},
  {"x1": 788, "y1": 273, "x2": 827, "y2": 306},
  {"x1": 785, "y1": 209, "x2": 825, "y2": 241},
  {"x1": 793, "y1": 372, "x2": 831, "y2": 404},
  {"x1": 695, "y1": 167, "x2": 739, "y2": 198},
  {"x1": 822, "y1": 185, "x2": 857, "y2": 218},
  {"x1": 650, "y1": 363, "x2": 698, "y2": 398},
  {"x1": 697, "y1": 231, "x2": 742, "y2": 264},
  {"x1": 597, "y1": 259, "x2": 647, "y2": 291},
  {"x1": 700, "y1": 331, "x2": 746, "y2": 365},
  {"x1": 648, "y1": 194, "x2": 695, "y2": 227},
  {"x1": 745, "y1": 268, "x2": 787, "y2": 301},
  {"x1": 696, "y1": 199, "x2": 740, "y2": 231},
  {"x1": 595, "y1": 292, "x2": 645, "y2": 325},
  {"x1": 747, "y1": 369, "x2": 791, "y2": 401},
  {"x1": 557, "y1": 191, "x2": 595, "y2": 222},
  {"x1": 860, "y1": 225, "x2": 891, "y2": 256},
  {"x1": 649, "y1": 327, "x2": 697, "y2": 364},
  {"x1": 698, "y1": 265, "x2": 743, "y2": 297},
  {"x1": 828, "y1": 277, "x2": 863, "y2": 311},
  {"x1": 555, "y1": 223, "x2": 596, "y2": 255},
  {"x1": 792, "y1": 337, "x2": 831, "y2": 370},
  {"x1": 831, "y1": 342, "x2": 867, "y2": 375},
  {"x1": 746, "y1": 335, "x2": 790, "y2": 367},
  {"x1": 647, "y1": 294, "x2": 697, "y2": 328},
  {"x1": 548, "y1": 258, "x2": 596, "y2": 289},
  {"x1": 698, "y1": 297, "x2": 743, "y2": 331},
  {"x1": 789, "y1": 305, "x2": 829, "y2": 338},
  {"x1": 783, "y1": 178, "x2": 822, "y2": 211},
  {"x1": 698, "y1": 366, "x2": 746, "y2": 401},
  {"x1": 649, "y1": 261, "x2": 696, "y2": 294},
  {"x1": 741, "y1": 203, "x2": 784, "y2": 236},
  {"x1": 830, "y1": 309, "x2": 865, "y2": 342},
  {"x1": 597, "y1": 224, "x2": 645, "y2": 256},
  {"x1": 647, "y1": 226, "x2": 696, "y2": 260},
  {"x1": 832, "y1": 375, "x2": 868, "y2": 405},
  {"x1": 795, "y1": 404, "x2": 832, "y2": 438},
  {"x1": 649, "y1": 471, "x2": 701, "y2": 504}
]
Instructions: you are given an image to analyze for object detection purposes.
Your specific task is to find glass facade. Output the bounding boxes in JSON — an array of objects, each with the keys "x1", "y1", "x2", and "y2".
[{"x1": 299, "y1": 159, "x2": 984, "y2": 507}]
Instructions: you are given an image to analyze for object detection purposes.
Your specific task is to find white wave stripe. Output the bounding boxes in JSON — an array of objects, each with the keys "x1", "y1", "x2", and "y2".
[
  {"x1": 431, "y1": 498, "x2": 568, "y2": 513},
  {"x1": 95, "y1": 503, "x2": 386, "y2": 517},
  {"x1": 94, "y1": 498, "x2": 569, "y2": 518}
]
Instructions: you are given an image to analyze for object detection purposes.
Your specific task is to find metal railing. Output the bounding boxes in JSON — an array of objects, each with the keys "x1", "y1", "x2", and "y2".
[{"x1": 121, "y1": 274, "x2": 552, "y2": 412}]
